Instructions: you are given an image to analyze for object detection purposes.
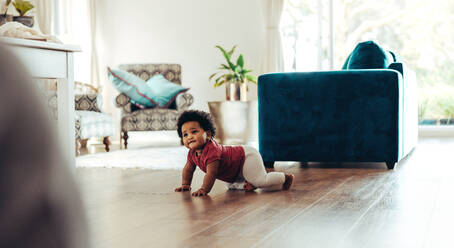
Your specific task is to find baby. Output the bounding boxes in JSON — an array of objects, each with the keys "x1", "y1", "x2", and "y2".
[{"x1": 174, "y1": 110, "x2": 294, "y2": 197}]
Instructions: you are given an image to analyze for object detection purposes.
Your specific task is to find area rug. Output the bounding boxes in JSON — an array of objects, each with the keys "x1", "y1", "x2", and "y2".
[{"x1": 76, "y1": 146, "x2": 188, "y2": 170}]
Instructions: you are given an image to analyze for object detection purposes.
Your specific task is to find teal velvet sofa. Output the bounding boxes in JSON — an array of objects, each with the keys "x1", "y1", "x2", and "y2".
[{"x1": 258, "y1": 41, "x2": 418, "y2": 169}]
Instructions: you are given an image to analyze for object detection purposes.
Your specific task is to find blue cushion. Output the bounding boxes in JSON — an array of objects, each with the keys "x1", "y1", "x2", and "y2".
[
  {"x1": 388, "y1": 51, "x2": 401, "y2": 63},
  {"x1": 145, "y1": 74, "x2": 189, "y2": 108},
  {"x1": 341, "y1": 53, "x2": 352, "y2": 70},
  {"x1": 346, "y1": 41, "x2": 394, "y2": 69},
  {"x1": 107, "y1": 67, "x2": 159, "y2": 107}
]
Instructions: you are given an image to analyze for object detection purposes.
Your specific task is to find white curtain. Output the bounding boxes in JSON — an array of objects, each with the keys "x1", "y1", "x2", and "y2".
[
  {"x1": 87, "y1": 0, "x2": 99, "y2": 87},
  {"x1": 261, "y1": 0, "x2": 285, "y2": 73},
  {"x1": 55, "y1": 0, "x2": 73, "y2": 35},
  {"x1": 35, "y1": 0, "x2": 54, "y2": 35},
  {"x1": 35, "y1": 0, "x2": 71, "y2": 35},
  {"x1": 35, "y1": 0, "x2": 99, "y2": 86}
]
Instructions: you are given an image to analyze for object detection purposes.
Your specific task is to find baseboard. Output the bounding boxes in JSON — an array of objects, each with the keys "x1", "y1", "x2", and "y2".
[{"x1": 419, "y1": 126, "x2": 454, "y2": 137}]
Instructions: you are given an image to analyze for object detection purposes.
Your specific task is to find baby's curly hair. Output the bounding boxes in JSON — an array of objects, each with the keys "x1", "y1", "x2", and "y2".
[{"x1": 177, "y1": 110, "x2": 216, "y2": 139}]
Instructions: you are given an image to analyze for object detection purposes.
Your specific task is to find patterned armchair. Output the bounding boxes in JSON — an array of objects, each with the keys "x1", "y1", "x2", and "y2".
[
  {"x1": 75, "y1": 82, "x2": 114, "y2": 154},
  {"x1": 115, "y1": 64, "x2": 194, "y2": 149}
]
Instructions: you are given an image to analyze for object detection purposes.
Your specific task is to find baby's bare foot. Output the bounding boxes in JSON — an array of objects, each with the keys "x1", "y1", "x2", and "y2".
[
  {"x1": 243, "y1": 181, "x2": 257, "y2": 191},
  {"x1": 283, "y1": 174, "x2": 294, "y2": 190}
]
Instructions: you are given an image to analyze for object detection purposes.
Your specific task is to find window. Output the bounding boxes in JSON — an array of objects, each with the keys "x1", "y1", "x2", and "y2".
[
  {"x1": 280, "y1": 0, "x2": 333, "y2": 71},
  {"x1": 55, "y1": 0, "x2": 91, "y2": 84},
  {"x1": 281, "y1": 0, "x2": 454, "y2": 125}
]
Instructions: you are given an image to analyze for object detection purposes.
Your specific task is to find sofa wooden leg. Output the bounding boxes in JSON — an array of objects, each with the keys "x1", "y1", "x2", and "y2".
[
  {"x1": 264, "y1": 161, "x2": 274, "y2": 169},
  {"x1": 123, "y1": 131, "x2": 128, "y2": 149},
  {"x1": 80, "y1": 139, "x2": 88, "y2": 148},
  {"x1": 103, "y1": 137, "x2": 111, "y2": 152},
  {"x1": 120, "y1": 132, "x2": 123, "y2": 149},
  {"x1": 386, "y1": 162, "x2": 395, "y2": 170},
  {"x1": 75, "y1": 139, "x2": 81, "y2": 156}
]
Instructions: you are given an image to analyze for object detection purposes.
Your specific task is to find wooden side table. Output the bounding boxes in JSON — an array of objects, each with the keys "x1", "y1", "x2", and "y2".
[{"x1": 0, "y1": 37, "x2": 81, "y2": 168}]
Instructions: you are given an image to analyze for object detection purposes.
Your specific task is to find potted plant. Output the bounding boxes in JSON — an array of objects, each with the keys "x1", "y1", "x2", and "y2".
[
  {"x1": 12, "y1": 0, "x2": 34, "y2": 27},
  {"x1": 209, "y1": 45, "x2": 257, "y2": 101},
  {"x1": 418, "y1": 98, "x2": 437, "y2": 125},
  {"x1": 0, "y1": 0, "x2": 13, "y2": 26},
  {"x1": 438, "y1": 96, "x2": 454, "y2": 125}
]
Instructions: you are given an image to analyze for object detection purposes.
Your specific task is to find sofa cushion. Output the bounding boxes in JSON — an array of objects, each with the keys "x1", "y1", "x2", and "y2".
[
  {"x1": 121, "y1": 108, "x2": 180, "y2": 132},
  {"x1": 75, "y1": 93, "x2": 102, "y2": 112},
  {"x1": 107, "y1": 67, "x2": 159, "y2": 107},
  {"x1": 346, "y1": 41, "x2": 394, "y2": 69},
  {"x1": 388, "y1": 51, "x2": 401, "y2": 63},
  {"x1": 341, "y1": 53, "x2": 352, "y2": 70},
  {"x1": 75, "y1": 110, "x2": 114, "y2": 139},
  {"x1": 145, "y1": 74, "x2": 189, "y2": 108}
]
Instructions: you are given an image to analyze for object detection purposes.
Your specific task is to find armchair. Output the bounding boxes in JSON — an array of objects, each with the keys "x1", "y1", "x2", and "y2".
[
  {"x1": 115, "y1": 64, "x2": 194, "y2": 148},
  {"x1": 75, "y1": 82, "x2": 114, "y2": 154},
  {"x1": 258, "y1": 42, "x2": 418, "y2": 169}
]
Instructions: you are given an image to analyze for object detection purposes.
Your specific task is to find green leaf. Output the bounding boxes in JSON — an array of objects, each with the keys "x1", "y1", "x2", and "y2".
[
  {"x1": 3, "y1": 0, "x2": 11, "y2": 15},
  {"x1": 214, "y1": 75, "x2": 224, "y2": 83},
  {"x1": 215, "y1": 45, "x2": 236, "y2": 70},
  {"x1": 225, "y1": 74, "x2": 234, "y2": 81},
  {"x1": 210, "y1": 45, "x2": 256, "y2": 89},
  {"x1": 237, "y1": 54, "x2": 244, "y2": 68},
  {"x1": 214, "y1": 80, "x2": 226, "y2": 87},
  {"x1": 227, "y1": 45, "x2": 237, "y2": 57},
  {"x1": 215, "y1": 45, "x2": 231, "y2": 61},
  {"x1": 246, "y1": 75, "x2": 257, "y2": 84},
  {"x1": 13, "y1": 0, "x2": 34, "y2": 16},
  {"x1": 215, "y1": 45, "x2": 229, "y2": 58},
  {"x1": 214, "y1": 75, "x2": 228, "y2": 87},
  {"x1": 218, "y1": 64, "x2": 230, "y2": 70},
  {"x1": 208, "y1": 72, "x2": 218, "y2": 81},
  {"x1": 234, "y1": 66, "x2": 242, "y2": 74}
]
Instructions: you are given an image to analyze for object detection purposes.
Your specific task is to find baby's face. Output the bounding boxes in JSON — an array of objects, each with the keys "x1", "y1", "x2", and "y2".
[{"x1": 181, "y1": 121, "x2": 210, "y2": 151}]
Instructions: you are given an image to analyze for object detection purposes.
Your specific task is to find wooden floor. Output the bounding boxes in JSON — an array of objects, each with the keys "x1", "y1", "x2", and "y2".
[{"x1": 76, "y1": 137, "x2": 454, "y2": 248}]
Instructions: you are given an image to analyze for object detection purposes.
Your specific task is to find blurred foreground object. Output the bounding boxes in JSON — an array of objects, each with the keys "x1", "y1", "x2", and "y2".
[{"x1": 0, "y1": 45, "x2": 89, "y2": 247}]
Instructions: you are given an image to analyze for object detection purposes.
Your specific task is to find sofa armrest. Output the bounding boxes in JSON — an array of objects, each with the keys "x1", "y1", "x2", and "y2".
[
  {"x1": 389, "y1": 62, "x2": 418, "y2": 158},
  {"x1": 176, "y1": 92, "x2": 194, "y2": 111},
  {"x1": 115, "y1": 93, "x2": 132, "y2": 113},
  {"x1": 388, "y1": 62, "x2": 405, "y2": 77},
  {"x1": 75, "y1": 93, "x2": 102, "y2": 112}
]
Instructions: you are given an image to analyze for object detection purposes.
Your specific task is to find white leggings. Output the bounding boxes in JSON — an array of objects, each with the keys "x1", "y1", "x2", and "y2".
[{"x1": 226, "y1": 146, "x2": 285, "y2": 191}]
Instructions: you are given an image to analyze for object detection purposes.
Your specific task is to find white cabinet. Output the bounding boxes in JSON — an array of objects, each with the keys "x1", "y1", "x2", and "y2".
[{"x1": 0, "y1": 37, "x2": 81, "y2": 168}]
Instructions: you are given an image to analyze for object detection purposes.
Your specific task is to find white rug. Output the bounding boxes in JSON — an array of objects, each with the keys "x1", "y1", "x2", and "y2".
[
  {"x1": 75, "y1": 132, "x2": 297, "y2": 170},
  {"x1": 76, "y1": 146, "x2": 188, "y2": 170}
]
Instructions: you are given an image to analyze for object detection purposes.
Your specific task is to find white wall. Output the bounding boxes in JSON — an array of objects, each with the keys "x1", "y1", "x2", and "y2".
[{"x1": 95, "y1": 0, "x2": 266, "y2": 139}]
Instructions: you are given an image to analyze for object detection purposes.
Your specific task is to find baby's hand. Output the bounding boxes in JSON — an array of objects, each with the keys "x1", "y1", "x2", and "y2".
[
  {"x1": 191, "y1": 188, "x2": 207, "y2": 197},
  {"x1": 175, "y1": 185, "x2": 191, "y2": 192}
]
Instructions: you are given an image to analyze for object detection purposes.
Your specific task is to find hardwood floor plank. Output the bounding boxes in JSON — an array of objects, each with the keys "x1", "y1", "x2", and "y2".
[
  {"x1": 175, "y1": 169, "x2": 357, "y2": 248},
  {"x1": 75, "y1": 138, "x2": 454, "y2": 248},
  {"x1": 253, "y1": 171, "x2": 396, "y2": 248},
  {"x1": 423, "y1": 177, "x2": 454, "y2": 248},
  {"x1": 336, "y1": 139, "x2": 451, "y2": 248},
  {"x1": 415, "y1": 142, "x2": 454, "y2": 248}
]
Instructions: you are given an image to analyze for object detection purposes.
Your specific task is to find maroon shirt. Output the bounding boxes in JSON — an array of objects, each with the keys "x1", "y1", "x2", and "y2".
[{"x1": 187, "y1": 139, "x2": 245, "y2": 183}]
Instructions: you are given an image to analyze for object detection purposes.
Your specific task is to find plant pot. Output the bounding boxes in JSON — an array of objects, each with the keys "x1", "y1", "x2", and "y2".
[
  {"x1": 0, "y1": 14, "x2": 13, "y2": 26},
  {"x1": 419, "y1": 119, "x2": 437, "y2": 125},
  {"x1": 207, "y1": 100, "x2": 257, "y2": 145},
  {"x1": 226, "y1": 81, "x2": 247, "y2": 101},
  {"x1": 13, "y1": 16, "x2": 34, "y2": 27},
  {"x1": 439, "y1": 119, "x2": 454, "y2": 125}
]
